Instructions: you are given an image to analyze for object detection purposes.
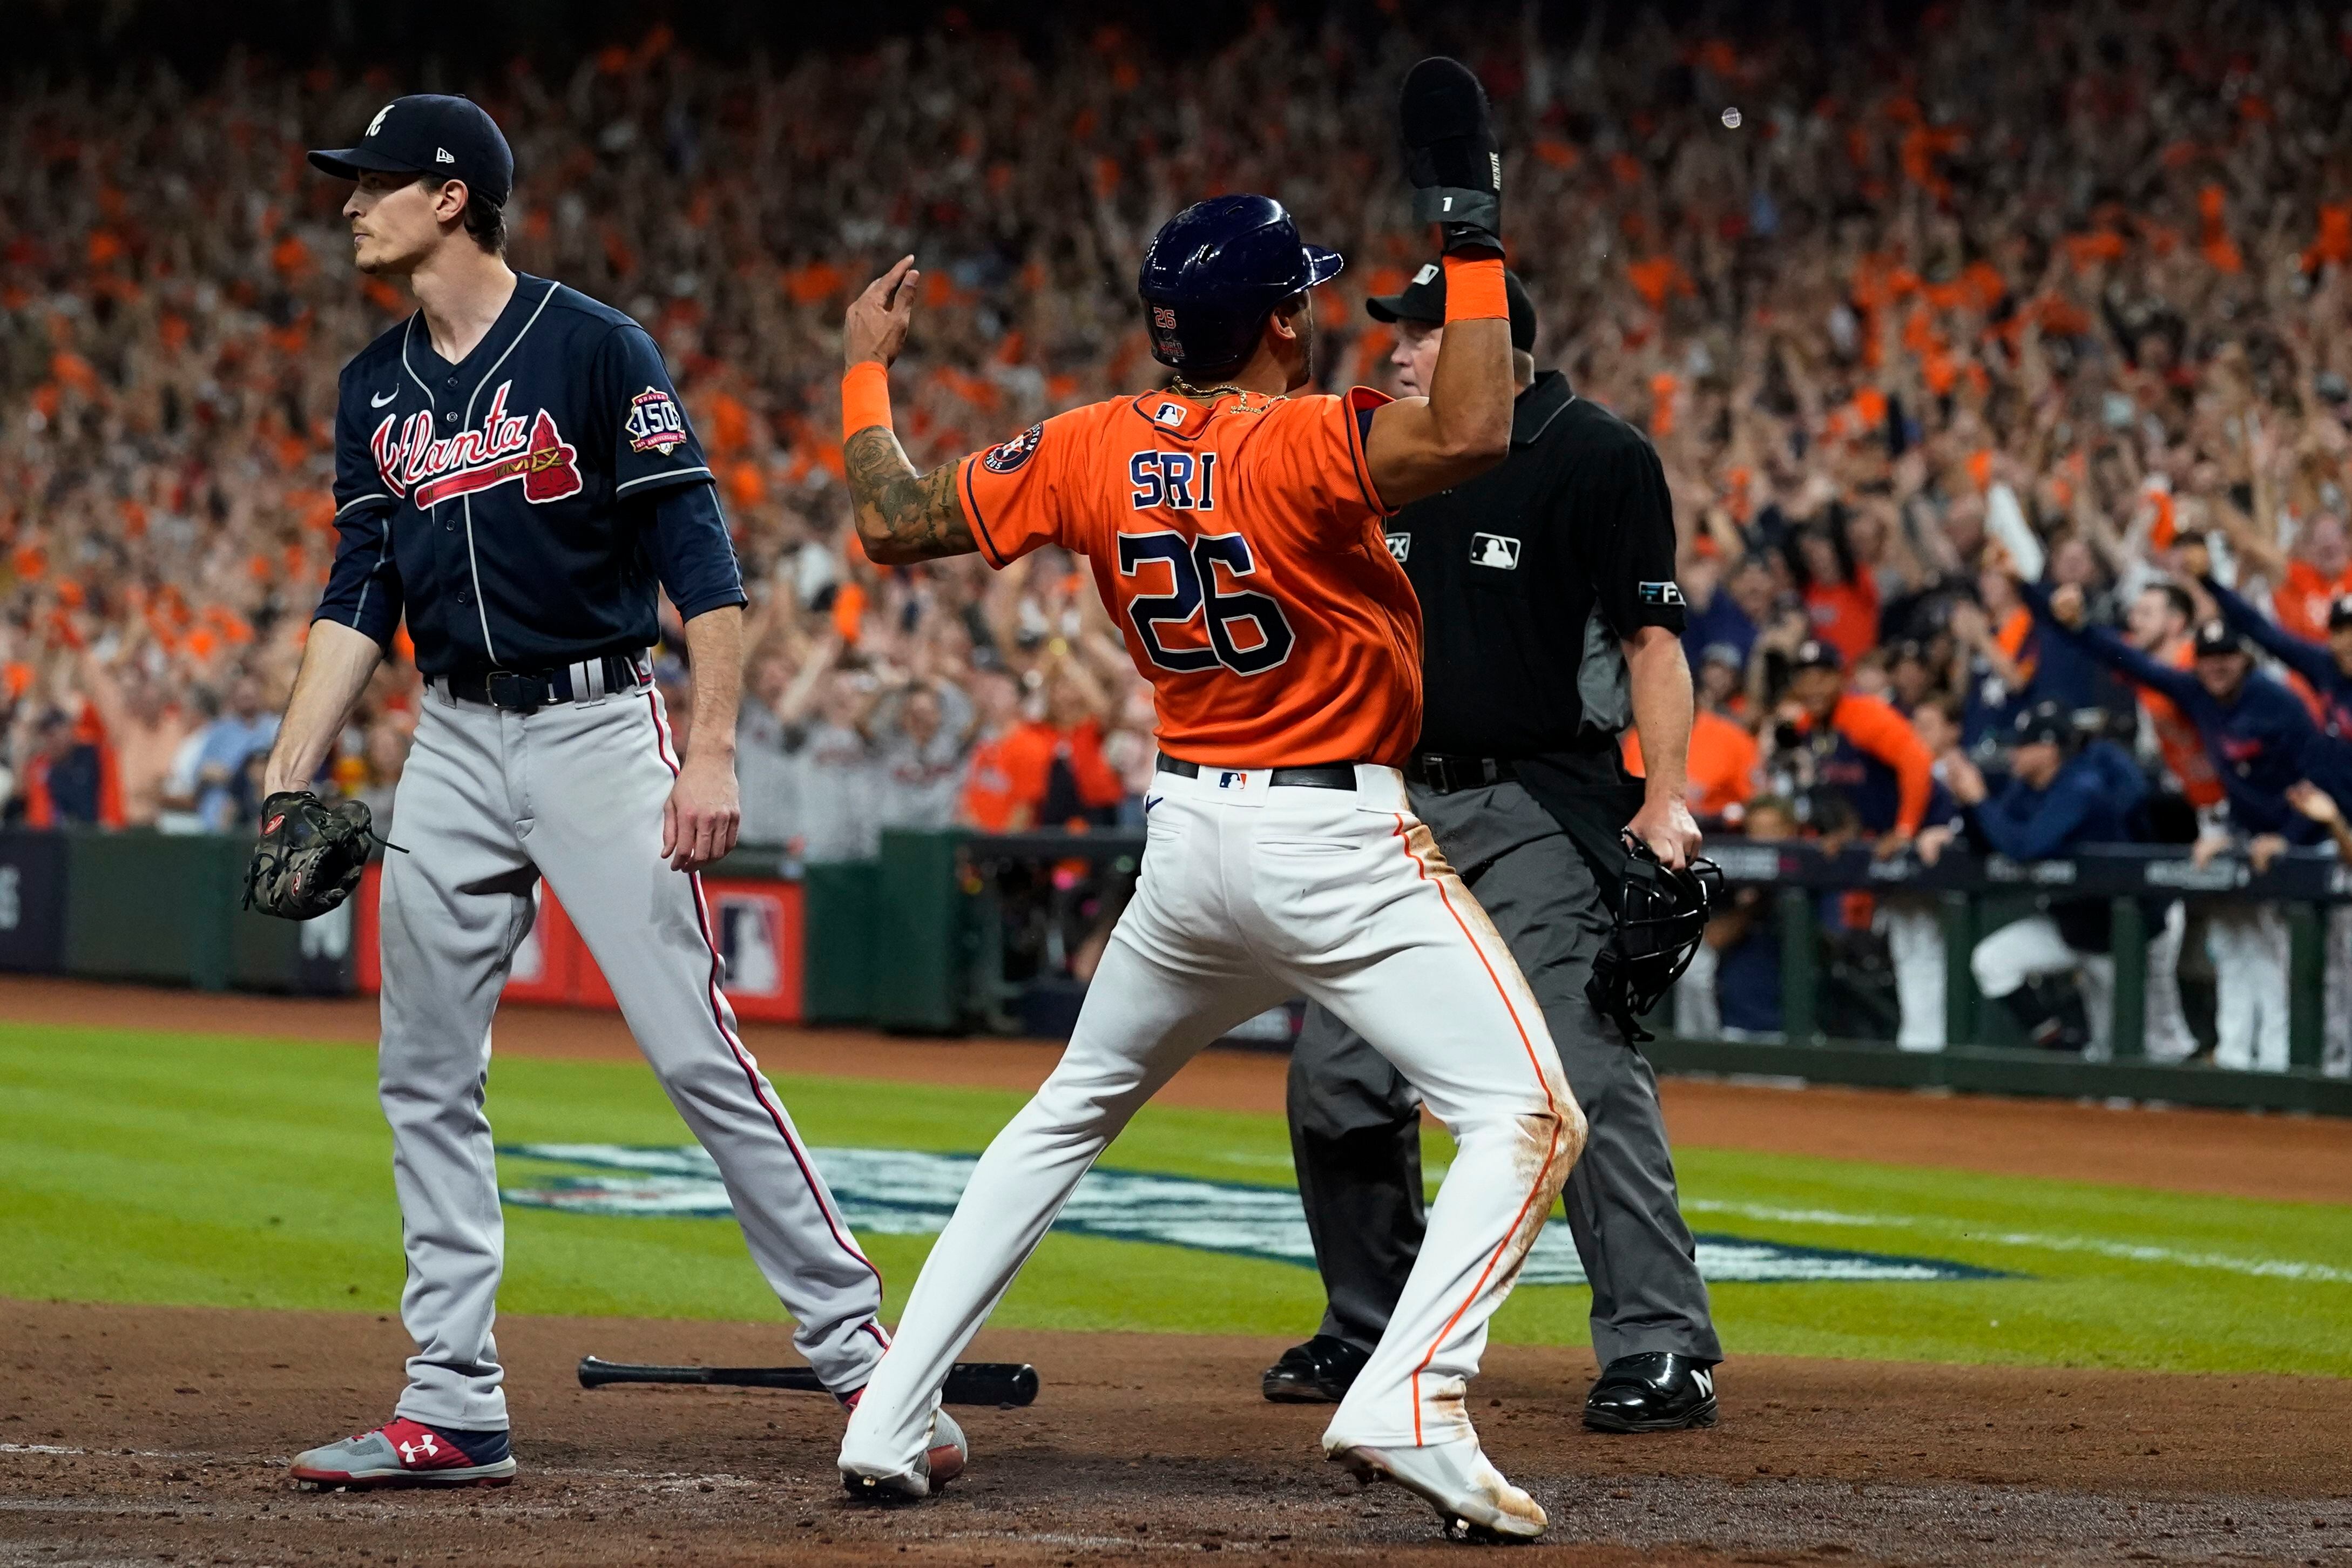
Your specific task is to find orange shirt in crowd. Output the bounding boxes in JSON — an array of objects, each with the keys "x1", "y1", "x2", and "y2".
[
  {"x1": 995, "y1": 718, "x2": 1125, "y2": 828},
  {"x1": 1621, "y1": 709, "x2": 1758, "y2": 820},
  {"x1": 2140, "y1": 639, "x2": 2225, "y2": 810},
  {"x1": 958, "y1": 385, "x2": 1417, "y2": 768},
  {"x1": 2275, "y1": 558, "x2": 2352, "y2": 644},
  {"x1": 960, "y1": 732, "x2": 1024, "y2": 832},
  {"x1": 1804, "y1": 573, "x2": 1881, "y2": 667},
  {"x1": 1804, "y1": 691, "x2": 1934, "y2": 835}
]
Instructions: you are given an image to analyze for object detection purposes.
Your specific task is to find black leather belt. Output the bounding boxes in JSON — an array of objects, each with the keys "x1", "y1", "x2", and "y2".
[
  {"x1": 1405, "y1": 753, "x2": 1518, "y2": 794},
  {"x1": 1156, "y1": 751, "x2": 1357, "y2": 790},
  {"x1": 440, "y1": 654, "x2": 646, "y2": 713}
]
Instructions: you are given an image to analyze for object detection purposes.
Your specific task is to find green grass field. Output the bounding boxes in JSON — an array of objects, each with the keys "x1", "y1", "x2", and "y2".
[{"x1": 4, "y1": 1021, "x2": 2348, "y2": 1376}]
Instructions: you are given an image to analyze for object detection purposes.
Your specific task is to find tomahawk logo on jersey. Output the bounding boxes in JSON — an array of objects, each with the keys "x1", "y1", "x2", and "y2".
[{"x1": 957, "y1": 387, "x2": 1421, "y2": 768}]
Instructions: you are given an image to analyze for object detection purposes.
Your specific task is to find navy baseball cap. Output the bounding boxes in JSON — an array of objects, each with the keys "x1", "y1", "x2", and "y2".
[
  {"x1": 1790, "y1": 638, "x2": 1844, "y2": 673},
  {"x1": 1366, "y1": 259, "x2": 1538, "y2": 353},
  {"x1": 309, "y1": 95, "x2": 513, "y2": 208},
  {"x1": 2012, "y1": 701, "x2": 2071, "y2": 748},
  {"x1": 2192, "y1": 621, "x2": 2247, "y2": 659}
]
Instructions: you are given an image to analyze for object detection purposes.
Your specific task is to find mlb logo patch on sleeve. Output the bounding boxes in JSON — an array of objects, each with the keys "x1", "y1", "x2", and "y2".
[
  {"x1": 1639, "y1": 580, "x2": 1687, "y2": 605},
  {"x1": 1469, "y1": 533, "x2": 1520, "y2": 570},
  {"x1": 624, "y1": 387, "x2": 687, "y2": 455}
]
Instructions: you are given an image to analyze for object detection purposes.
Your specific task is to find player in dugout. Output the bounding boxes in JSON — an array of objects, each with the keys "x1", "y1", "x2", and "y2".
[
  {"x1": 1943, "y1": 702, "x2": 2155, "y2": 1057},
  {"x1": 2183, "y1": 539, "x2": 2352, "y2": 1078},
  {"x1": 2026, "y1": 577, "x2": 2352, "y2": 1072},
  {"x1": 1265, "y1": 259, "x2": 1724, "y2": 1433},
  {"x1": 1777, "y1": 638, "x2": 1948, "y2": 1052}
]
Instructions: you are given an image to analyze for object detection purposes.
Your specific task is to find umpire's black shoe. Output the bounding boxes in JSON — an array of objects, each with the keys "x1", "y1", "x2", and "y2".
[
  {"x1": 1582, "y1": 1353, "x2": 1720, "y2": 1432},
  {"x1": 1261, "y1": 1335, "x2": 1370, "y2": 1404}
]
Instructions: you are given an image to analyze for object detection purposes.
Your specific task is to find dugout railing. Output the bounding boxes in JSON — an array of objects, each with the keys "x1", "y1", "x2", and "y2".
[
  {"x1": 950, "y1": 829, "x2": 2352, "y2": 1117},
  {"x1": 6, "y1": 824, "x2": 2347, "y2": 1115}
]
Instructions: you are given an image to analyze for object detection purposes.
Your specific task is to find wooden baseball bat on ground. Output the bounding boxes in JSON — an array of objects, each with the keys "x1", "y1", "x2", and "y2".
[{"x1": 577, "y1": 1355, "x2": 1040, "y2": 1407}]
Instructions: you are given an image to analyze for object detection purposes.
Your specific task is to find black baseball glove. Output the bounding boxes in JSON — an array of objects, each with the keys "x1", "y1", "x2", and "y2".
[{"x1": 241, "y1": 790, "x2": 392, "y2": 921}]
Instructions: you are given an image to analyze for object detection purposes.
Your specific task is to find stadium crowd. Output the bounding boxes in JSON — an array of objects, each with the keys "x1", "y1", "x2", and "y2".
[{"x1": 5, "y1": 1, "x2": 2352, "y2": 1068}]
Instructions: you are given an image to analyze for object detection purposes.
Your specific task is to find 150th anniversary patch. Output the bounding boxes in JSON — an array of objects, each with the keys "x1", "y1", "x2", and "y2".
[{"x1": 624, "y1": 386, "x2": 688, "y2": 455}]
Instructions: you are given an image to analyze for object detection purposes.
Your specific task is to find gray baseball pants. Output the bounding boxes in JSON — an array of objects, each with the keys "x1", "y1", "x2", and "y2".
[
  {"x1": 1289, "y1": 778, "x2": 1720, "y2": 1369},
  {"x1": 376, "y1": 673, "x2": 887, "y2": 1431}
]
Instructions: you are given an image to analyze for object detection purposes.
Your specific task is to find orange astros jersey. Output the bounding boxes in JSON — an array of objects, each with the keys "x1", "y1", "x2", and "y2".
[{"x1": 958, "y1": 386, "x2": 1421, "y2": 768}]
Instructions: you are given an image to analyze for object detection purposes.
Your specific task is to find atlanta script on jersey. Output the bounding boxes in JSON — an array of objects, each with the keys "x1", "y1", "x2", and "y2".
[
  {"x1": 957, "y1": 388, "x2": 1417, "y2": 769},
  {"x1": 318, "y1": 274, "x2": 736, "y2": 677}
]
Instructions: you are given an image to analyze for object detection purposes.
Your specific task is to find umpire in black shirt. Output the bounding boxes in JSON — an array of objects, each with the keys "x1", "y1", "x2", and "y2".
[{"x1": 1264, "y1": 263, "x2": 1724, "y2": 1429}]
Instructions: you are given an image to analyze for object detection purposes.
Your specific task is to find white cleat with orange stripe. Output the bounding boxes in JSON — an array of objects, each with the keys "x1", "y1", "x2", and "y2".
[{"x1": 1329, "y1": 1438, "x2": 1546, "y2": 1542}]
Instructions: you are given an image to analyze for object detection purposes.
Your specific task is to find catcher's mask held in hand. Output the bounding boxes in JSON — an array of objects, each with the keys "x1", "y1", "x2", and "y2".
[
  {"x1": 241, "y1": 789, "x2": 405, "y2": 921},
  {"x1": 1587, "y1": 833, "x2": 1722, "y2": 1044}
]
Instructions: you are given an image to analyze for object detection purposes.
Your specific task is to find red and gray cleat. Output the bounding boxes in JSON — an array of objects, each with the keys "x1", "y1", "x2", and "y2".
[
  {"x1": 840, "y1": 1409, "x2": 968, "y2": 1504},
  {"x1": 289, "y1": 1417, "x2": 517, "y2": 1491}
]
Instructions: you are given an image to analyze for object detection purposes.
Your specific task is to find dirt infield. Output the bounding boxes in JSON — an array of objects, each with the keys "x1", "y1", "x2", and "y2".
[
  {"x1": 2, "y1": 1298, "x2": 2346, "y2": 1567},
  {"x1": 6, "y1": 976, "x2": 2349, "y2": 1205}
]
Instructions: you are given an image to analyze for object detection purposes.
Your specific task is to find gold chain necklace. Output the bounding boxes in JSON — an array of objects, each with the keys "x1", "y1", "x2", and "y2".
[{"x1": 1169, "y1": 377, "x2": 1273, "y2": 404}]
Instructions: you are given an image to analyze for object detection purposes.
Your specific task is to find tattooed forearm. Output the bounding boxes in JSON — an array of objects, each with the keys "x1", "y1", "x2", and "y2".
[{"x1": 844, "y1": 427, "x2": 978, "y2": 564}]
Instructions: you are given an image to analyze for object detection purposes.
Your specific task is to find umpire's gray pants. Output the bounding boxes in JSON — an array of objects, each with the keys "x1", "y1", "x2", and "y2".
[
  {"x1": 1289, "y1": 779, "x2": 1720, "y2": 1369},
  {"x1": 376, "y1": 677, "x2": 888, "y2": 1430}
]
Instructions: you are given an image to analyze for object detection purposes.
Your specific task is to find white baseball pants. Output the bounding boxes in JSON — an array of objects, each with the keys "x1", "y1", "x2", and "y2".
[
  {"x1": 2206, "y1": 904, "x2": 2290, "y2": 1073},
  {"x1": 1876, "y1": 897, "x2": 1947, "y2": 1052},
  {"x1": 2142, "y1": 901, "x2": 2199, "y2": 1064},
  {"x1": 841, "y1": 763, "x2": 1582, "y2": 1474},
  {"x1": 376, "y1": 678, "x2": 888, "y2": 1430},
  {"x1": 2326, "y1": 907, "x2": 2352, "y2": 1079},
  {"x1": 1970, "y1": 915, "x2": 2116, "y2": 1057}
]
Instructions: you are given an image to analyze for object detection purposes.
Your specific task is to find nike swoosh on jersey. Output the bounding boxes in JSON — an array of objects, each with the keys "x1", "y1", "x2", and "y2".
[{"x1": 371, "y1": 389, "x2": 398, "y2": 408}]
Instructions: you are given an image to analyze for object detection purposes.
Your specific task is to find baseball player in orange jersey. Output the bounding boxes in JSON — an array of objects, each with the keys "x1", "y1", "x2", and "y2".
[{"x1": 831, "y1": 63, "x2": 1585, "y2": 1540}]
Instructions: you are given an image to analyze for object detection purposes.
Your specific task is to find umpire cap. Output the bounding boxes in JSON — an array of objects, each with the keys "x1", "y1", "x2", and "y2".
[
  {"x1": 309, "y1": 94, "x2": 514, "y2": 208},
  {"x1": 1138, "y1": 195, "x2": 1343, "y2": 375},
  {"x1": 1366, "y1": 259, "x2": 1539, "y2": 353}
]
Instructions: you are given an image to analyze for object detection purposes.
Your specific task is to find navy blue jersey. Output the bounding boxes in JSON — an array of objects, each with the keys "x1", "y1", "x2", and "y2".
[
  {"x1": 2203, "y1": 575, "x2": 2352, "y2": 741},
  {"x1": 2025, "y1": 582, "x2": 2352, "y2": 841},
  {"x1": 1966, "y1": 740, "x2": 2145, "y2": 861},
  {"x1": 316, "y1": 273, "x2": 745, "y2": 676}
]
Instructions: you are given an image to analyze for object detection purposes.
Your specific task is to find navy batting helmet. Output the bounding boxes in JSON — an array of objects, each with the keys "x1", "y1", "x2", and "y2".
[{"x1": 1137, "y1": 194, "x2": 1344, "y2": 375}]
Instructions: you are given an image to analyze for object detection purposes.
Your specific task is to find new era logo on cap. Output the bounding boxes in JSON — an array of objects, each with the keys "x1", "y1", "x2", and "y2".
[
  {"x1": 1411, "y1": 263, "x2": 1439, "y2": 286},
  {"x1": 436, "y1": 147, "x2": 455, "y2": 164}
]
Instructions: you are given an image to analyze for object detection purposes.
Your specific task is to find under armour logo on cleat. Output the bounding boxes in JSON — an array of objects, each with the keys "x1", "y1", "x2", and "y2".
[{"x1": 398, "y1": 1435, "x2": 440, "y2": 1464}]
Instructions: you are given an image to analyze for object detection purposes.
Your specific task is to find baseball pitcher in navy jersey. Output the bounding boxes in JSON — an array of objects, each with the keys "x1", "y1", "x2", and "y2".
[{"x1": 259, "y1": 95, "x2": 904, "y2": 1491}]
